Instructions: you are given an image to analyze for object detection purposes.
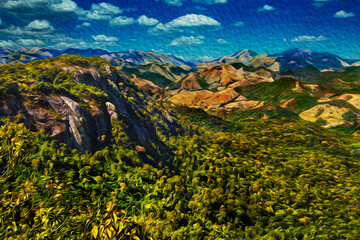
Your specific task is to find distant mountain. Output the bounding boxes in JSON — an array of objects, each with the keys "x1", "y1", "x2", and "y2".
[
  {"x1": 198, "y1": 48, "x2": 359, "y2": 73},
  {"x1": 274, "y1": 48, "x2": 352, "y2": 72},
  {"x1": 103, "y1": 49, "x2": 195, "y2": 69},
  {"x1": 0, "y1": 47, "x2": 194, "y2": 69}
]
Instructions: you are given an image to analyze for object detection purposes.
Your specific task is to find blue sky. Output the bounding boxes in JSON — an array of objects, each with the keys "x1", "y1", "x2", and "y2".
[{"x1": 0, "y1": 0, "x2": 359, "y2": 60}]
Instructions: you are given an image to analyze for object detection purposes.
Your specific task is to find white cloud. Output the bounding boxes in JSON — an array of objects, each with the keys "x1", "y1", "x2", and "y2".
[
  {"x1": 137, "y1": 15, "x2": 159, "y2": 26},
  {"x1": 257, "y1": 5, "x2": 276, "y2": 12},
  {"x1": 17, "y1": 38, "x2": 45, "y2": 46},
  {"x1": 158, "y1": 0, "x2": 227, "y2": 6},
  {"x1": 291, "y1": 35, "x2": 328, "y2": 42},
  {"x1": 234, "y1": 21, "x2": 244, "y2": 27},
  {"x1": 216, "y1": 38, "x2": 228, "y2": 44},
  {"x1": 0, "y1": 40, "x2": 16, "y2": 48},
  {"x1": 192, "y1": 0, "x2": 227, "y2": 5},
  {"x1": 1, "y1": 19, "x2": 55, "y2": 37},
  {"x1": 50, "y1": 37, "x2": 94, "y2": 50},
  {"x1": 1, "y1": 0, "x2": 49, "y2": 8},
  {"x1": 27, "y1": 20, "x2": 53, "y2": 31},
  {"x1": 334, "y1": 10, "x2": 355, "y2": 18},
  {"x1": 81, "y1": 2, "x2": 123, "y2": 21},
  {"x1": 49, "y1": 0, "x2": 80, "y2": 12},
  {"x1": 110, "y1": 16, "x2": 135, "y2": 27},
  {"x1": 91, "y1": 2, "x2": 122, "y2": 15},
  {"x1": 0, "y1": 38, "x2": 45, "y2": 48},
  {"x1": 92, "y1": 34, "x2": 118, "y2": 42},
  {"x1": 163, "y1": 0, "x2": 183, "y2": 6},
  {"x1": 1, "y1": 0, "x2": 81, "y2": 13},
  {"x1": 148, "y1": 14, "x2": 221, "y2": 36},
  {"x1": 169, "y1": 35, "x2": 204, "y2": 46},
  {"x1": 82, "y1": 22, "x2": 91, "y2": 27}
]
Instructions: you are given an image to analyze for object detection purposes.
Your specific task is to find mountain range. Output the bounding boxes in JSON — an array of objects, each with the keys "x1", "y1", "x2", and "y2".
[
  {"x1": 1, "y1": 46, "x2": 360, "y2": 129},
  {"x1": 1, "y1": 50, "x2": 360, "y2": 239},
  {"x1": 1, "y1": 47, "x2": 359, "y2": 72}
]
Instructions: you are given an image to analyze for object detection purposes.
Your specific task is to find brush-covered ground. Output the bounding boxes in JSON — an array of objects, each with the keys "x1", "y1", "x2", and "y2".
[{"x1": 0, "y1": 56, "x2": 360, "y2": 239}]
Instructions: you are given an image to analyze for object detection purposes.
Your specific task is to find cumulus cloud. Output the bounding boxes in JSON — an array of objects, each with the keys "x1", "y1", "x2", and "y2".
[
  {"x1": 0, "y1": 40, "x2": 16, "y2": 48},
  {"x1": 17, "y1": 38, "x2": 45, "y2": 46},
  {"x1": 158, "y1": 0, "x2": 227, "y2": 6},
  {"x1": 92, "y1": 34, "x2": 118, "y2": 42},
  {"x1": 81, "y1": 2, "x2": 123, "y2": 21},
  {"x1": 1, "y1": 19, "x2": 55, "y2": 37},
  {"x1": 257, "y1": 5, "x2": 276, "y2": 12},
  {"x1": 1, "y1": 0, "x2": 82, "y2": 13},
  {"x1": 1, "y1": 0, "x2": 50, "y2": 8},
  {"x1": 82, "y1": 22, "x2": 91, "y2": 27},
  {"x1": 27, "y1": 20, "x2": 53, "y2": 31},
  {"x1": 192, "y1": 0, "x2": 227, "y2": 5},
  {"x1": 169, "y1": 35, "x2": 204, "y2": 46},
  {"x1": 0, "y1": 38, "x2": 46, "y2": 48},
  {"x1": 148, "y1": 14, "x2": 221, "y2": 36},
  {"x1": 162, "y1": 0, "x2": 183, "y2": 6},
  {"x1": 216, "y1": 38, "x2": 228, "y2": 44},
  {"x1": 50, "y1": 37, "x2": 94, "y2": 50},
  {"x1": 291, "y1": 35, "x2": 328, "y2": 42},
  {"x1": 110, "y1": 16, "x2": 135, "y2": 27},
  {"x1": 333, "y1": 10, "x2": 355, "y2": 18},
  {"x1": 49, "y1": 0, "x2": 81, "y2": 12},
  {"x1": 233, "y1": 21, "x2": 244, "y2": 27},
  {"x1": 137, "y1": 15, "x2": 159, "y2": 26}
]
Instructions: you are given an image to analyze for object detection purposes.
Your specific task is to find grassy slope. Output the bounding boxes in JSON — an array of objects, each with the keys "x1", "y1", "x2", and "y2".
[
  {"x1": 1, "y1": 107, "x2": 360, "y2": 239},
  {"x1": 0, "y1": 58, "x2": 360, "y2": 239}
]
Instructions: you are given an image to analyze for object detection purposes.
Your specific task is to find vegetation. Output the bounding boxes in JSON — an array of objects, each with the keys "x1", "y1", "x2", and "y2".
[
  {"x1": 1, "y1": 56, "x2": 360, "y2": 239},
  {"x1": 1, "y1": 108, "x2": 360, "y2": 239}
]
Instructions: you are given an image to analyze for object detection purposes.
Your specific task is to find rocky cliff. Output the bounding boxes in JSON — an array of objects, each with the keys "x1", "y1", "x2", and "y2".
[{"x1": 0, "y1": 55, "x2": 183, "y2": 164}]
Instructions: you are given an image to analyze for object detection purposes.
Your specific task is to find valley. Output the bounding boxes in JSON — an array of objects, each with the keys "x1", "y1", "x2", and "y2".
[{"x1": 0, "y1": 48, "x2": 360, "y2": 239}]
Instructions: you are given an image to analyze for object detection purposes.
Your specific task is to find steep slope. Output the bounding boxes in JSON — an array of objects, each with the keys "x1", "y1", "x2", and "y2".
[
  {"x1": 165, "y1": 64, "x2": 275, "y2": 112},
  {"x1": 197, "y1": 48, "x2": 358, "y2": 73},
  {"x1": 102, "y1": 49, "x2": 194, "y2": 69},
  {"x1": 0, "y1": 47, "x2": 194, "y2": 69},
  {"x1": 0, "y1": 55, "x2": 182, "y2": 164},
  {"x1": 163, "y1": 61, "x2": 360, "y2": 128},
  {"x1": 275, "y1": 48, "x2": 351, "y2": 71}
]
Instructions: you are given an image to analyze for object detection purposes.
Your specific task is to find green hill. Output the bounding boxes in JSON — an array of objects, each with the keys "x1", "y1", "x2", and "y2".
[{"x1": 1, "y1": 56, "x2": 360, "y2": 239}]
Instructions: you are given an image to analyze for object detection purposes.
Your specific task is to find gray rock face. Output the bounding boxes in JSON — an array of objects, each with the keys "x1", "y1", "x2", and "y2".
[{"x1": 0, "y1": 64, "x2": 182, "y2": 162}]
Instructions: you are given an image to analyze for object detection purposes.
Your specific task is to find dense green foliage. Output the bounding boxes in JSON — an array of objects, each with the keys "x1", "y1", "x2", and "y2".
[
  {"x1": 1, "y1": 111, "x2": 360, "y2": 239},
  {"x1": 306, "y1": 67, "x2": 360, "y2": 93},
  {"x1": 1, "y1": 56, "x2": 360, "y2": 239}
]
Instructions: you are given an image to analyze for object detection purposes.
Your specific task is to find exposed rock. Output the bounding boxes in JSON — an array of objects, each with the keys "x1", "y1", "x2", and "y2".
[
  {"x1": 167, "y1": 90, "x2": 214, "y2": 107},
  {"x1": 136, "y1": 145, "x2": 146, "y2": 152},
  {"x1": 300, "y1": 104, "x2": 350, "y2": 127},
  {"x1": 106, "y1": 102, "x2": 118, "y2": 120},
  {"x1": 181, "y1": 72, "x2": 202, "y2": 90},
  {"x1": 128, "y1": 74, "x2": 164, "y2": 96},
  {"x1": 225, "y1": 100, "x2": 264, "y2": 110},
  {"x1": 332, "y1": 94, "x2": 360, "y2": 110},
  {"x1": 202, "y1": 88, "x2": 239, "y2": 106}
]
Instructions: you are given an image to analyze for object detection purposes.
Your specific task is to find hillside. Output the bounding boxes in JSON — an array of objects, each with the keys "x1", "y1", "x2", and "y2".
[
  {"x1": 0, "y1": 47, "x2": 194, "y2": 69},
  {"x1": 0, "y1": 55, "x2": 182, "y2": 164},
  {"x1": 132, "y1": 60, "x2": 360, "y2": 129},
  {"x1": 1, "y1": 55, "x2": 360, "y2": 239},
  {"x1": 197, "y1": 48, "x2": 358, "y2": 72}
]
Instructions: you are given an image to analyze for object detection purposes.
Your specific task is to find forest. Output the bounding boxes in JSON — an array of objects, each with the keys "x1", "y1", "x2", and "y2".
[{"x1": 0, "y1": 55, "x2": 360, "y2": 239}]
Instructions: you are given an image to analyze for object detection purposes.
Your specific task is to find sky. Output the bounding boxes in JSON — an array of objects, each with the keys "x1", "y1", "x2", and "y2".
[{"x1": 0, "y1": 0, "x2": 359, "y2": 61}]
